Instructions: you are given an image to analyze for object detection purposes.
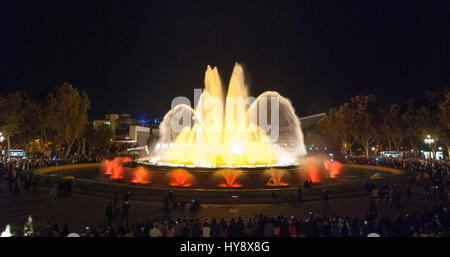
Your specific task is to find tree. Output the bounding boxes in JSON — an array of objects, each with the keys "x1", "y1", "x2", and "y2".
[
  {"x1": 345, "y1": 95, "x2": 378, "y2": 157},
  {"x1": 401, "y1": 100, "x2": 421, "y2": 157},
  {"x1": 440, "y1": 88, "x2": 450, "y2": 129},
  {"x1": 379, "y1": 104, "x2": 405, "y2": 154},
  {"x1": 439, "y1": 87, "x2": 450, "y2": 158},
  {"x1": 85, "y1": 124, "x2": 114, "y2": 152},
  {"x1": 19, "y1": 95, "x2": 44, "y2": 154},
  {"x1": 47, "y1": 82, "x2": 90, "y2": 156},
  {"x1": 0, "y1": 92, "x2": 24, "y2": 153},
  {"x1": 0, "y1": 92, "x2": 40, "y2": 156},
  {"x1": 319, "y1": 106, "x2": 357, "y2": 155},
  {"x1": 417, "y1": 90, "x2": 444, "y2": 157}
]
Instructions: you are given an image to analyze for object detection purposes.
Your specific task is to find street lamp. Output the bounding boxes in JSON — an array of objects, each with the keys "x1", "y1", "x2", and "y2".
[
  {"x1": 424, "y1": 135, "x2": 436, "y2": 159},
  {"x1": 424, "y1": 135, "x2": 435, "y2": 145},
  {"x1": 0, "y1": 132, "x2": 4, "y2": 143}
]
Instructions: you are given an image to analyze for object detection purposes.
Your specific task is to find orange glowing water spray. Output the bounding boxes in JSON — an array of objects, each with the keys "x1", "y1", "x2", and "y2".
[
  {"x1": 266, "y1": 169, "x2": 288, "y2": 186},
  {"x1": 169, "y1": 170, "x2": 192, "y2": 187},
  {"x1": 131, "y1": 166, "x2": 150, "y2": 184},
  {"x1": 305, "y1": 156, "x2": 321, "y2": 182},
  {"x1": 217, "y1": 170, "x2": 242, "y2": 187}
]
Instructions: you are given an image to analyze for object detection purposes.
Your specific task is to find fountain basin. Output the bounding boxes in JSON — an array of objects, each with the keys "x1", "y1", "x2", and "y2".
[{"x1": 121, "y1": 161, "x2": 301, "y2": 189}]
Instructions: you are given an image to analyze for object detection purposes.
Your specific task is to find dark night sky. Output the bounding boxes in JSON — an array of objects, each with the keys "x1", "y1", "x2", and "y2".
[{"x1": 1, "y1": 0, "x2": 449, "y2": 120}]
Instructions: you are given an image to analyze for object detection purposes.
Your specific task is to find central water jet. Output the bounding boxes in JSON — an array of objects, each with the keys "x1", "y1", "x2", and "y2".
[{"x1": 142, "y1": 63, "x2": 306, "y2": 168}]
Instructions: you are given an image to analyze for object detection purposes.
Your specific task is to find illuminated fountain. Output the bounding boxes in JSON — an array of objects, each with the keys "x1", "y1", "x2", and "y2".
[
  {"x1": 305, "y1": 156, "x2": 321, "y2": 183},
  {"x1": 324, "y1": 159, "x2": 343, "y2": 178},
  {"x1": 131, "y1": 166, "x2": 150, "y2": 184},
  {"x1": 144, "y1": 63, "x2": 306, "y2": 168},
  {"x1": 96, "y1": 62, "x2": 368, "y2": 189},
  {"x1": 217, "y1": 169, "x2": 243, "y2": 188},
  {"x1": 168, "y1": 169, "x2": 193, "y2": 187},
  {"x1": 265, "y1": 169, "x2": 289, "y2": 187},
  {"x1": 96, "y1": 64, "x2": 350, "y2": 188},
  {"x1": 125, "y1": 63, "x2": 310, "y2": 188},
  {"x1": 101, "y1": 157, "x2": 133, "y2": 180}
]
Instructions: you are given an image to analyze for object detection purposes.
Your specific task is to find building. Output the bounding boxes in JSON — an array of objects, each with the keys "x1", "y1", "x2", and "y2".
[
  {"x1": 91, "y1": 113, "x2": 326, "y2": 149},
  {"x1": 93, "y1": 114, "x2": 120, "y2": 134},
  {"x1": 129, "y1": 125, "x2": 151, "y2": 146},
  {"x1": 299, "y1": 113, "x2": 326, "y2": 130},
  {"x1": 93, "y1": 113, "x2": 152, "y2": 147}
]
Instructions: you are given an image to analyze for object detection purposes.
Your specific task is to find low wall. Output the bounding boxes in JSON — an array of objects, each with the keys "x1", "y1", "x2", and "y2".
[
  {"x1": 34, "y1": 163, "x2": 100, "y2": 176},
  {"x1": 31, "y1": 163, "x2": 405, "y2": 203},
  {"x1": 33, "y1": 163, "x2": 100, "y2": 187},
  {"x1": 344, "y1": 164, "x2": 404, "y2": 175}
]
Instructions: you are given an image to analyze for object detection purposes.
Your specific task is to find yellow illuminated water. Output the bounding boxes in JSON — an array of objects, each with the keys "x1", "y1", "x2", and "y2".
[{"x1": 150, "y1": 63, "x2": 305, "y2": 168}]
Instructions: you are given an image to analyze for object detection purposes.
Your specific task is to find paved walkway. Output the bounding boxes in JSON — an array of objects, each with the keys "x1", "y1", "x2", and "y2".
[{"x1": 0, "y1": 182, "x2": 441, "y2": 233}]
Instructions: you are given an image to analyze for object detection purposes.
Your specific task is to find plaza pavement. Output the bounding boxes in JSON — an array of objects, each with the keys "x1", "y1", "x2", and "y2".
[{"x1": 0, "y1": 182, "x2": 441, "y2": 234}]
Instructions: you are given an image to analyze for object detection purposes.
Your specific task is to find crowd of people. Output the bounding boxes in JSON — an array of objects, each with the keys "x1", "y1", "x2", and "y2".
[
  {"x1": 0, "y1": 153, "x2": 115, "y2": 197},
  {"x1": 2, "y1": 154, "x2": 450, "y2": 237},
  {"x1": 21, "y1": 201, "x2": 450, "y2": 237},
  {"x1": 347, "y1": 157, "x2": 450, "y2": 202}
]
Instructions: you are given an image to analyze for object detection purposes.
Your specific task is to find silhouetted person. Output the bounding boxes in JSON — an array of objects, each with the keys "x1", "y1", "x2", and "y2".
[
  {"x1": 168, "y1": 190, "x2": 175, "y2": 201},
  {"x1": 406, "y1": 182, "x2": 412, "y2": 198},
  {"x1": 297, "y1": 186, "x2": 303, "y2": 204},
  {"x1": 122, "y1": 201, "x2": 130, "y2": 227},
  {"x1": 271, "y1": 191, "x2": 277, "y2": 199},
  {"x1": 105, "y1": 201, "x2": 113, "y2": 226},
  {"x1": 58, "y1": 181, "x2": 62, "y2": 199},
  {"x1": 323, "y1": 190, "x2": 329, "y2": 216},
  {"x1": 32, "y1": 177, "x2": 37, "y2": 194},
  {"x1": 303, "y1": 180, "x2": 310, "y2": 188},
  {"x1": 8, "y1": 174, "x2": 13, "y2": 195},
  {"x1": 124, "y1": 192, "x2": 131, "y2": 201},
  {"x1": 113, "y1": 193, "x2": 118, "y2": 208},
  {"x1": 67, "y1": 180, "x2": 72, "y2": 197},
  {"x1": 24, "y1": 175, "x2": 30, "y2": 194},
  {"x1": 12, "y1": 179, "x2": 19, "y2": 196},
  {"x1": 370, "y1": 197, "x2": 377, "y2": 218}
]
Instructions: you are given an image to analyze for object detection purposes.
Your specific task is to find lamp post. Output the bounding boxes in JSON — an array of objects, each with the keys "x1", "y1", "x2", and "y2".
[
  {"x1": 0, "y1": 132, "x2": 9, "y2": 159},
  {"x1": 424, "y1": 135, "x2": 435, "y2": 160},
  {"x1": 0, "y1": 133, "x2": 4, "y2": 159}
]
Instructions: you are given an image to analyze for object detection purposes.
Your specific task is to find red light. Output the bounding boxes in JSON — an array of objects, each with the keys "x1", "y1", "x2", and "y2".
[
  {"x1": 101, "y1": 157, "x2": 133, "y2": 180},
  {"x1": 326, "y1": 160, "x2": 343, "y2": 178},
  {"x1": 266, "y1": 169, "x2": 288, "y2": 186},
  {"x1": 306, "y1": 156, "x2": 321, "y2": 182},
  {"x1": 169, "y1": 170, "x2": 192, "y2": 187},
  {"x1": 217, "y1": 170, "x2": 242, "y2": 187},
  {"x1": 131, "y1": 166, "x2": 150, "y2": 184}
]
